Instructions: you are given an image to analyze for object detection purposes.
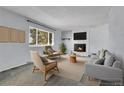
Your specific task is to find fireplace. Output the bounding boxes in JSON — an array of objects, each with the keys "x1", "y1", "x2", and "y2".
[{"x1": 74, "y1": 44, "x2": 86, "y2": 52}]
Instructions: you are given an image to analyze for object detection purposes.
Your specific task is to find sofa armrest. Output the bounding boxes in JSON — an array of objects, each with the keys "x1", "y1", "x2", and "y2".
[
  {"x1": 90, "y1": 54, "x2": 99, "y2": 59},
  {"x1": 84, "y1": 63, "x2": 123, "y2": 81}
]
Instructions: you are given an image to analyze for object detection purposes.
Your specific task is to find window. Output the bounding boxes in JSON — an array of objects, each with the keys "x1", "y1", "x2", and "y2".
[{"x1": 29, "y1": 27, "x2": 54, "y2": 46}]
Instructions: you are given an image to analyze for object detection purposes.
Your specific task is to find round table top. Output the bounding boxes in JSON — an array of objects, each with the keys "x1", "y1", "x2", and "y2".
[{"x1": 70, "y1": 55, "x2": 76, "y2": 57}]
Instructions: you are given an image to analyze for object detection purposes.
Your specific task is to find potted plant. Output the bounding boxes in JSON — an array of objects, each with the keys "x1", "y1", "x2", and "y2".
[{"x1": 59, "y1": 43, "x2": 66, "y2": 54}]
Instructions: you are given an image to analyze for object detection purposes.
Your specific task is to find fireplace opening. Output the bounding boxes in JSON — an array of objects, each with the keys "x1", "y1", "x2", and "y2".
[{"x1": 74, "y1": 44, "x2": 86, "y2": 52}]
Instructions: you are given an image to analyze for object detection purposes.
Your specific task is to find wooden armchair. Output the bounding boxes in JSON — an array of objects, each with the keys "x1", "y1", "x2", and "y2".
[
  {"x1": 30, "y1": 51, "x2": 59, "y2": 81},
  {"x1": 44, "y1": 46, "x2": 61, "y2": 58}
]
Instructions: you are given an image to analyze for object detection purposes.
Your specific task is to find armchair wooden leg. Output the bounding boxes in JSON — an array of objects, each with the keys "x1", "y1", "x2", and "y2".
[
  {"x1": 44, "y1": 71, "x2": 48, "y2": 81},
  {"x1": 32, "y1": 66, "x2": 36, "y2": 73},
  {"x1": 56, "y1": 66, "x2": 59, "y2": 72}
]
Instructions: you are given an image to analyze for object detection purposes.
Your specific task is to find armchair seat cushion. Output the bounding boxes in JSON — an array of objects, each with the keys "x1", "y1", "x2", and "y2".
[
  {"x1": 44, "y1": 61, "x2": 57, "y2": 71},
  {"x1": 40, "y1": 57, "x2": 48, "y2": 64}
]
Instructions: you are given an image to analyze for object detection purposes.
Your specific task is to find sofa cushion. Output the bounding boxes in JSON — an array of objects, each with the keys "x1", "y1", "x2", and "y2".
[
  {"x1": 97, "y1": 50, "x2": 100, "y2": 57},
  {"x1": 112, "y1": 60, "x2": 121, "y2": 69},
  {"x1": 104, "y1": 56, "x2": 115, "y2": 66},
  {"x1": 95, "y1": 58, "x2": 105, "y2": 65}
]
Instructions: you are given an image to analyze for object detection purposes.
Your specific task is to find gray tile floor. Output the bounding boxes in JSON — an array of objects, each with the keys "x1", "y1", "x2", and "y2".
[{"x1": 0, "y1": 63, "x2": 45, "y2": 86}]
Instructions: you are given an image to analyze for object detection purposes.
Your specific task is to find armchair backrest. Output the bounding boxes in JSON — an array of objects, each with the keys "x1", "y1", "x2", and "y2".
[
  {"x1": 45, "y1": 46, "x2": 55, "y2": 54},
  {"x1": 30, "y1": 51, "x2": 44, "y2": 70}
]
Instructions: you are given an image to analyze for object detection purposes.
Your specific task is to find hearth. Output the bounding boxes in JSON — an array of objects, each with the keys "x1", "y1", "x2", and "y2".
[{"x1": 74, "y1": 44, "x2": 86, "y2": 52}]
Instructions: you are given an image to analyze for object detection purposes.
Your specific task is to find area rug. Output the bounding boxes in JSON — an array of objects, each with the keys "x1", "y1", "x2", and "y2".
[
  {"x1": 54, "y1": 55, "x2": 86, "y2": 81},
  {"x1": 44, "y1": 74, "x2": 84, "y2": 86}
]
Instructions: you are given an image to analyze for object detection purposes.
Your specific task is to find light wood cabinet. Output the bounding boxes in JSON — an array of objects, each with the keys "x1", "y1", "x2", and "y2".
[
  {"x1": 10, "y1": 29, "x2": 19, "y2": 42},
  {"x1": 18, "y1": 31, "x2": 25, "y2": 43},
  {"x1": 0, "y1": 26, "x2": 25, "y2": 43},
  {"x1": 0, "y1": 27, "x2": 10, "y2": 42}
]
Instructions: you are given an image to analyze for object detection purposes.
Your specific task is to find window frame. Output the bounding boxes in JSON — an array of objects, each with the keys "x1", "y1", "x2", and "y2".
[{"x1": 29, "y1": 26, "x2": 54, "y2": 47}]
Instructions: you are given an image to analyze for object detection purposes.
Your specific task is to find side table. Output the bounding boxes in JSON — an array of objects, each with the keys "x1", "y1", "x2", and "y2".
[{"x1": 69, "y1": 55, "x2": 77, "y2": 63}]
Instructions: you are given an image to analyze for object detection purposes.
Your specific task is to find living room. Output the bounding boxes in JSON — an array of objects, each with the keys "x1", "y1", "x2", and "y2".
[{"x1": 0, "y1": 6, "x2": 124, "y2": 86}]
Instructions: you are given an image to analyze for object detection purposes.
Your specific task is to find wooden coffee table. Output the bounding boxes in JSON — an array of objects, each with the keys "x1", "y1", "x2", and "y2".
[{"x1": 69, "y1": 55, "x2": 77, "y2": 63}]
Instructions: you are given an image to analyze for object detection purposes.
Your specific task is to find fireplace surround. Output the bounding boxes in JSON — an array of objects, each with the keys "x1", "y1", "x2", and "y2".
[{"x1": 74, "y1": 44, "x2": 86, "y2": 52}]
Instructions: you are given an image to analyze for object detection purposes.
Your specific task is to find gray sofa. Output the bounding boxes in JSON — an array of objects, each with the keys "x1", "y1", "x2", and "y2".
[{"x1": 83, "y1": 49, "x2": 123, "y2": 85}]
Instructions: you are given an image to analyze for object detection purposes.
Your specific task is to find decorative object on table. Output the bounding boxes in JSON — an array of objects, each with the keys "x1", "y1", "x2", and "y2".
[
  {"x1": 59, "y1": 43, "x2": 66, "y2": 54},
  {"x1": 72, "y1": 52, "x2": 76, "y2": 56},
  {"x1": 62, "y1": 38, "x2": 71, "y2": 40}
]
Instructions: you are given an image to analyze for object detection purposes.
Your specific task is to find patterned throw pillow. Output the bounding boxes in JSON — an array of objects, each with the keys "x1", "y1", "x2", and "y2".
[
  {"x1": 99, "y1": 49, "x2": 107, "y2": 59},
  {"x1": 95, "y1": 58, "x2": 105, "y2": 65}
]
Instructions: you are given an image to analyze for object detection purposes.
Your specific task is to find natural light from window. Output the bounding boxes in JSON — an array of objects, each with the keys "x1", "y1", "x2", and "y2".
[{"x1": 29, "y1": 26, "x2": 54, "y2": 46}]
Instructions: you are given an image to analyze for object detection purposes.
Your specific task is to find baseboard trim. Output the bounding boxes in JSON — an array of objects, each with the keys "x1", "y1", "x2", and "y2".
[{"x1": 0, "y1": 62, "x2": 32, "y2": 73}]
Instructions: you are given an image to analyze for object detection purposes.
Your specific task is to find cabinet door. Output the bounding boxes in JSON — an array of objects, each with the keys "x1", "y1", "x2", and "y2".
[
  {"x1": 18, "y1": 31, "x2": 25, "y2": 43},
  {"x1": 0, "y1": 27, "x2": 10, "y2": 42},
  {"x1": 10, "y1": 29, "x2": 19, "y2": 43}
]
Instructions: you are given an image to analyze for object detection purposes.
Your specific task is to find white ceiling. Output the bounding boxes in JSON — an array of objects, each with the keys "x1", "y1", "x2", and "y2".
[{"x1": 2, "y1": 6, "x2": 111, "y2": 31}]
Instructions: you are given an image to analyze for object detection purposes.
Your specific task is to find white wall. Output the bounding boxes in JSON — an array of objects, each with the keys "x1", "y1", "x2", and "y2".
[
  {"x1": 61, "y1": 24, "x2": 109, "y2": 56},
  {"x1": 61, "y1": 31, "x2": 72, "y2": 54},
  {"x1": 0, "y1": 8, "x2": 61, "y2": 72},
  {"x1": 109, "y1": 7, "x2": 124, "y2": 69},
  {"x1": 0, "y1": 8, "x2": 29, "y2": 72},
  {"x1": 89, "y1": 24, "x2": 109, "y2": 54}
]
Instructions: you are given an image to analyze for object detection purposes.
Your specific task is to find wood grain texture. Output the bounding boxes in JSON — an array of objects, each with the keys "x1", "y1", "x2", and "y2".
[
  {"x1": 0, "y1": 26, "x2": 25, "y2": 43},
  {"x1": 0, "y1": 26, "x2": 10, "y2": 42}
]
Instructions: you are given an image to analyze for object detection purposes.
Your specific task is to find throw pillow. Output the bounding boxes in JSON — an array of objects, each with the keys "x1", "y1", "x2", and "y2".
[
  {"x1": 97, "y1": 50, "x2": 100, "y2": 57},
  {"x1": 95, "y1": 58, "x2": 105, "y2": 65},
  {"x1": 105, "y1": 51, "x2": 112, "y2": 59},
  {"x1": 104, "y1": 56, "x2": 115, "y2": 66},
  {"x1": 112, "y1": 60, "x2": 121, "y2": 69},
  {"x1": 99, "y1": 49, "x2": 107, "y2": 59}
]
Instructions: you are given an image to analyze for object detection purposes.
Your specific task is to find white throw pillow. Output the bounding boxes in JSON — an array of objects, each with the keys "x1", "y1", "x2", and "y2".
[
  {"x1": 104, "y1": 56, "x2": 115, "y2": 66},
  {"x1": 112, "y1": 60, "x2": 121, "y2": 69},
  {"x1": 105, "y1": 51, "x2": 112, "y2": 59},
  {"x1": 99, "y1": 49, "x2": 106, "y2": 59}
]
